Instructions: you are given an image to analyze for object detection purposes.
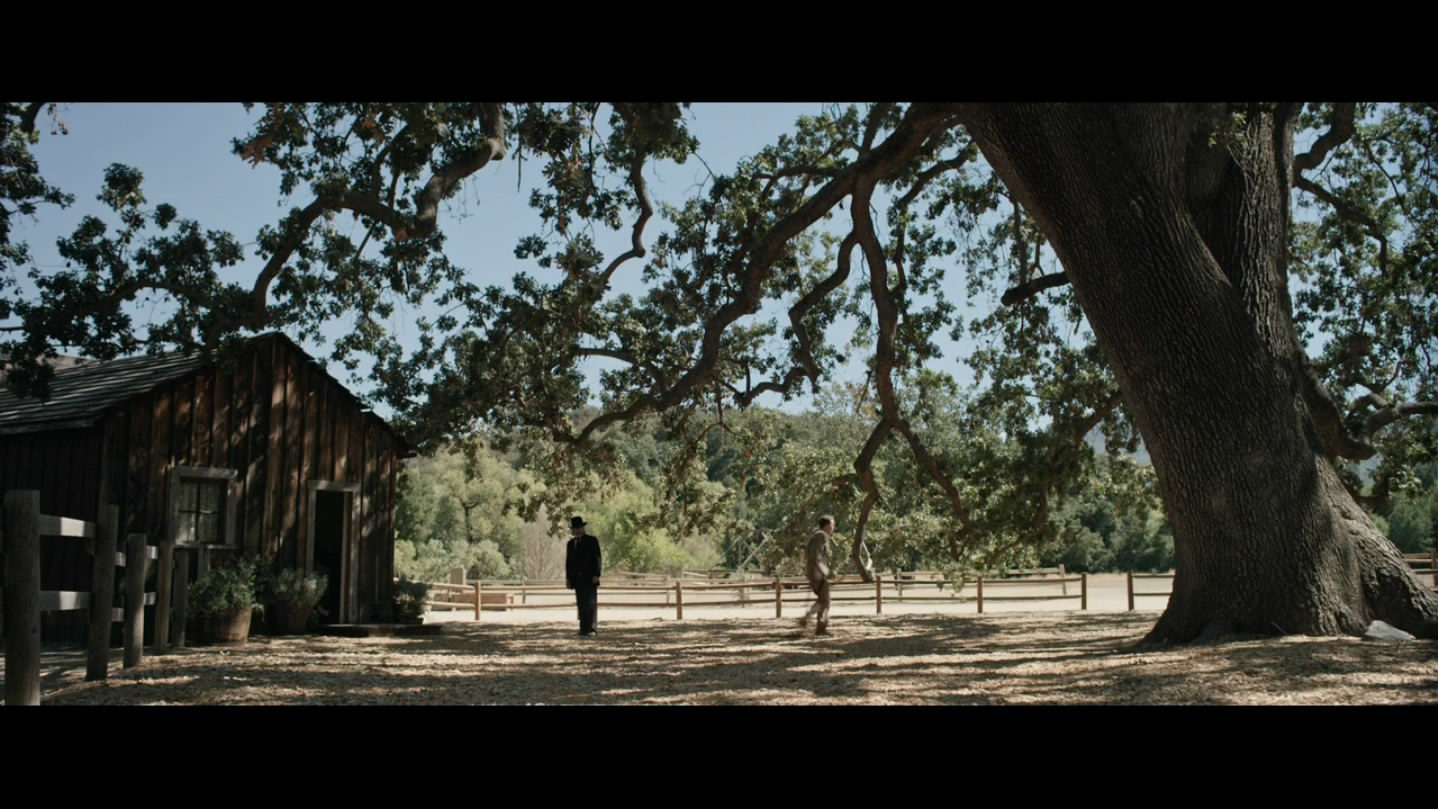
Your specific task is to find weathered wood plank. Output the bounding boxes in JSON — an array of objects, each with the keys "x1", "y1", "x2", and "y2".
[
  {"x1": 333, "y1": 395, "x2": 350, "y2": 483},
  {"x1": 173, "y1": 377, "x2": 195, "y2": 466},
  {"x1": 315, "y1": 369, "x2": 332, "y2": 482},
  {"x1": 380, "y1": 432, "x2": 396, "y2": 604},
  {"x1": 265, "y1": 338, "x2": 286, "y2": 560},
  {"x1": 114, "y1": 544, "x2": 159, "y2": 566},
  {"x1": 362, "y1": 422, "x2": 380, "y2": 609},
  {"x1": 126, "y1": 394, "x2": 151, "y2": 536},
  {"x1": 352, "y1": 415, "x2": 366, "y2": 616},
  {"x1": 36, "y1": 514, "x2": 95, "y2": 538},
  {"x1": 123, "y1": 533, "x2": 147, "y2": 668},
  {"x1": 299, "y1": 365, "x2": 319, "y2": 571},
  {"x1": 4, "y1": 490, "x2": 42, "y2": 705},
  {"x1": 246, "y1": 344, "x2": 270, "y2": 556},
  {"x1": 87, "y1": 505, "x2": 119, "y2": 680},
  {"x1": 149, "y1": 386, "x2": 173, "y2": 548},
  {"x1": 172, "y1": 546, "x2": 189, "y2": 648},
  {"x1": 231, "y1": 351, "x2": 253, "y2": 550},
  {"x1": 282, "y1": 349, "x2": 303, "y2": 568},
  {"x1": 212, "y1": 365, "x2": 232, "y2": 469},
  {"x1": 194, "y1": 372, "x2": 214, "y2": 467},
  {"x1": 154, "y1": 540, "x2": 173, "y2": 655},
  {"x1": 100, "y1": 411, "x2": 127, "y2": 538}
]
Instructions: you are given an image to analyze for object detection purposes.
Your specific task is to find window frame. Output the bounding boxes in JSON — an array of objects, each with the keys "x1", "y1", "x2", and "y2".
[{"x1": 167, "y1": 466, "x2": 239, "y2": 548}]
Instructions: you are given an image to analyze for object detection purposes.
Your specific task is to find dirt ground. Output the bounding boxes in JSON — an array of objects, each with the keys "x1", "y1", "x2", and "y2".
[{"x1": 12, "y1": 605, "x2": 1435, "y2": 706}]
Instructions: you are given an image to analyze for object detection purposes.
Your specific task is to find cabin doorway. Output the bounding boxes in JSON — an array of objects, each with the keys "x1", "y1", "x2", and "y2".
[{"x1": 308, "y1": 482, "x2": 358, "y2": 623}]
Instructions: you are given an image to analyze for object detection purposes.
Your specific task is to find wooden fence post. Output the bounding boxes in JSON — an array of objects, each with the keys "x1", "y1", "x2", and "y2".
[
  {"x1": 875, "y1": 576, "x2": 883, "y2": 615},
  {"x1": 474, "y1": 579, "x2": 482, "y2": 621},
  {"x1": 675, "y1": 580, "x2": 684, "y2": 620},
  {"x1": 1060, "y1": 563, "x2": 1068, "y2": 596},
  {"x1": 1127, "y1": 571, "x2": 1134, "y2": 611},
  {"x1": 1431, "y1": 548, "x2": 1437, "y2": 587},
  {"x1": 976, "y1": 574, "x2": 984, "y2": 614},
  {"x1": 774, "y1": 577, "x2": 783, "y2": 618},
  {"x1": 172, "y1": 547, "x2": 189, "y2": 648},
  {"x1": 124, "y1": 533, "x2": 146, "y2": 668},
  {"x1": 896, "y1": 572, "x2": 904, "y2": 603},
  {"x1": 87, "y1": 504, "x2": 119, "y2": 682},
  {"x1": 1081, "y1": 572, "x2": 1088, "y2": 611},
  {"x1": 154, "y1": 540, "x2": 174, "y2": 655},
  {"x1": 4, "y1": 490, "x2": 42, "y2": 706}
]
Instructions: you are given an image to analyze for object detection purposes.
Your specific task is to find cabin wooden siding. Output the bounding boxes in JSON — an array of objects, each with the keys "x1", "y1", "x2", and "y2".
[{"x1": 0, "y1": 334, "x2": 406, "y2": 639}]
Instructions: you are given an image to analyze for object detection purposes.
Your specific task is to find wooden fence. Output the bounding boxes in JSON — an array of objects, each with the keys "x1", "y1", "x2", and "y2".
[
  {"x1": 0, "y1": 490, "x2": 186, "y2": 706},
  {"x1": 1404, "y1": 551, "x2": 1437, "y2": 588},
  {"x1": 1126, "y1": 571, "x2": 1175, "y2": 610},
  {"x1": 1124, "y1": 552, "x2": 1437, "y2": 610},
  {"x1": 417, "y1": 566, "x2": 1088, "y2": 621}
]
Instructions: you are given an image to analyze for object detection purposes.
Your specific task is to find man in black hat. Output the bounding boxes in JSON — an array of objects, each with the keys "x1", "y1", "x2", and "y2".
[{"x1": 565, "y1": 516, "x2": 602, "y2": 636}]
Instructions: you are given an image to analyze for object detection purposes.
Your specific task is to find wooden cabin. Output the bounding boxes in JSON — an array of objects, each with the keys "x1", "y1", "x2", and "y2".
[{"x1": 0, "y1": 332, "x2": 412, "y2": 642}]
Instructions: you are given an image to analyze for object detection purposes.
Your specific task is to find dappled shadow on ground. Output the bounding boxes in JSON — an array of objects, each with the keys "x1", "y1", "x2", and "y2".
[{"x1": 8, "y1": 611, "x2": 1435, "y2": 705}]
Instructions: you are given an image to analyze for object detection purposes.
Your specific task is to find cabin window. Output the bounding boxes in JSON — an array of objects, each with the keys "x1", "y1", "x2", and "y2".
[
  {"x1": 169, "y1": 466, "x2": 238, "y2": 546},
  {"x1": 176, "y1": 478, "x2": 226, "y2": 544}
]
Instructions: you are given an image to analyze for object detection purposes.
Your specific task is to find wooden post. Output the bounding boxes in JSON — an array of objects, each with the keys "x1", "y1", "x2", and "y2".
[
  {"x1": 774, "y1": 577, "x2": 783, "y2": 618},
  {"x1": 154, "y1": 540, "x2": 174, "y2": 655},
  {"x1": 474, "y1": 579, "x2": 482, "y2": 621},
  {"x1": 976, "y1": 574, "x2": 984, "y2": 614},
  {"x1": 1081, "y1": 572, "x2": 1088, "y2": 611},
  {"x1": 1060, "y1": 563, "x2": 1068, "y2": 596},
  {"x1": 4, "y1": 490, "x2": 42, "y2": 706},
  {"x1": 896, "y1": 572, "x2": 903, "y2": 603},
  {"x1": 675, "y1": 580, "x2": 684, "y2": 620},
  {"x1": 1127, "y1": 571, "x2": 1135, "y2": 611},
  {"x1": 521, "y1": 576, "x2": 527, "y2": 605},
  {"x1": 124, "y1": 533, "x2": 146, "y2": 668},
  {"x1": 172, "y1": 548, "x2": 189, "y2": 648},
  {"x1": 875, "y1": 575, "x2": 883, "y2": 615},
  {"x1": 87, "y1": 505, "x2": 120, "y2": 682},
  {"x1": 1431, "y1": 548, "x2": 1437, "y2": 587}
]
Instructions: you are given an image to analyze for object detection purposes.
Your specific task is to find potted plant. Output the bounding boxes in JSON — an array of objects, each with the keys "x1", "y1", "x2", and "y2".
[
  {"x1": 263, "y1": 568, "x2": 327, "y2": 635},
  {"x1": 392, "y1": 577, "x2": 429, "y2": 624},
  {"x1": 188, "y1": 556, "x2": 261, "y2": 644}
]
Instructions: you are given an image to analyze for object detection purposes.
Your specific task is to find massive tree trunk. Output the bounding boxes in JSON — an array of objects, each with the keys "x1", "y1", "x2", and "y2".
[{"x1": 956, "y1": 103, "x2": 1438, "y2": 642}]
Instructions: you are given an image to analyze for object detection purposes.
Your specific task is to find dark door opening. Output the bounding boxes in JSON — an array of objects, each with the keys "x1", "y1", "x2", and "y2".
[{"x1": 314, "y1": 490, "x2": 346, "y2": 623}]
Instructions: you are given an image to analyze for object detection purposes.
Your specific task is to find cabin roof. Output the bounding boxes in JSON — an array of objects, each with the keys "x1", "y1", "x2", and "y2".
[{"x1": 0, "y1": 333, "x2": 411, "y2": 453}]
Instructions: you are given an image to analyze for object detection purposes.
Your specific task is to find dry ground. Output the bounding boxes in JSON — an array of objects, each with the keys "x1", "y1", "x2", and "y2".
[{"x1": 15, "y1": 610, "x2": 1436, "y2": 705}]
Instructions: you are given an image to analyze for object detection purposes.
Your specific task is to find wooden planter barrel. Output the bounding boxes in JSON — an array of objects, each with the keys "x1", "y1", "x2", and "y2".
[
  {"x1": 198, "y1": 608, "x2": 253, "y2": 644},
  {"x1": 268, "y1": 602, "x2": 313, "y2": 635}
]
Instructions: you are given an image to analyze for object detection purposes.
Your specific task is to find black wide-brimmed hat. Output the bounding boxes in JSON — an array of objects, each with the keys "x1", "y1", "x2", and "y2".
[{"x1": 570, "y1": 516, "x2": 587, "y2": 529}]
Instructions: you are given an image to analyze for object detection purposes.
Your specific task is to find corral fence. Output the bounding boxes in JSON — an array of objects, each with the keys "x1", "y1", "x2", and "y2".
[
  {"x1": 0, "y1": 489, "x2": 213, "y2": 706},
  {"x1": 1404, "y1": 551, "x2": 1437, "y2": 588},
  {"x1": 1123, "y1": 550, "x2": 1437, "y2": 610},
  {"x1": 1127, "y1": 571, "x2": 1175, "y2": 610},
  {"x1": 415, "y1": 565, "x2": 1089, "y2": 620}
]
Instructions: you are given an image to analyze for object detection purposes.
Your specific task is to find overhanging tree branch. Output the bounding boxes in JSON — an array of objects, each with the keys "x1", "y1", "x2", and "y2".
[
  {"x1": 1001, "y1": 271, "x2": 1069, "y2": 305},
  {"x1": 1301, "y1": 356, "x2": 1378, "y2": 460},
  {"x1": 1291, "y1": 102, "x2": 1357, "y2": 181},
  {"x1": 861, "y1": 103, "x2": 895, "y2": 152},
  {"x1": 597, "y1": 105, "x2": 655, "y2": 287},
  {"x1": 1293, "y1": 175, "x2": 1390, "y2": 270},
  {"x1": 19, "y1": 103, "x2": 45, "y2": 136},
  {"x1": 565, "y1": 103, "x2": 960, "y2": 446}
]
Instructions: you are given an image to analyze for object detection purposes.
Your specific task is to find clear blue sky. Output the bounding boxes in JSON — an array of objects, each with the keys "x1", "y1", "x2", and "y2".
[{"x1": 14, "y1": 103, "x2": 992, "y2": 418}]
